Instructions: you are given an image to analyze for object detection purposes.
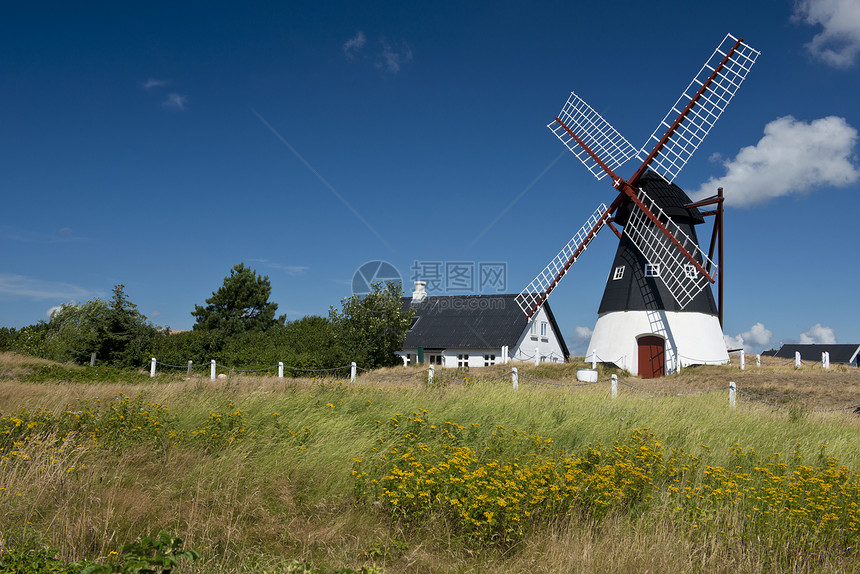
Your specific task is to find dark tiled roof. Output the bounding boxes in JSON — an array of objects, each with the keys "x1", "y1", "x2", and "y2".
[
  {"x1": 401, "y1": 294, "x2": 569, "y2": 358},
  {"x1": 774, "y1": 344, "x2": 860, "y2": 364}
]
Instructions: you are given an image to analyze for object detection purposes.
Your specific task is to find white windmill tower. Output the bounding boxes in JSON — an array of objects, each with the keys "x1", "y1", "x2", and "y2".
[{"x1": 516, "y1": 34, "x2": 760, "y2": 378}]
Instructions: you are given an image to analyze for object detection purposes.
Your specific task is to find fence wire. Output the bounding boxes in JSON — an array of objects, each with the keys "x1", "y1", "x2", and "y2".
[{"x1": 144, "y1": 358, "x2": 860, "y2": 414}]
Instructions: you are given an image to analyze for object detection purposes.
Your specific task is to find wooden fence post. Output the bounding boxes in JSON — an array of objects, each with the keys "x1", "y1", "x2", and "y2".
[
  {"x1": 729, "y1": 381, "x2": 737, "y2": 409},
  {"x1": 428, "y1": 364, "x2": 434, "y2": 384},
  {"x1": 210, "y1": 360, "x2": 216, "y2": 381},
  {"x1": 278, "y1": 362, "x2": 284, "y2": 378},
  {"x1": 795, "y1": 351, "x2": 801, "y2": 369},
  {"x1": 150, "y1": 357, "x2": 156, "y2": 378},
  {"x1": 187, "y1": 360, "x2": 193, "y2": 376},
  {"x1": 611, "y1": 374, "x2": 618, "y2": 399},
  {"x1": 512, "y1": 367, "x2": 518, "y2": 390},
  {"x1": 350, "y1": 362, "x2": 357, "y2": 382},
  {"x1": 756, "y1": 354, "x2": 761, "y2": 367},
  {"x1": 739, "y1": 350, "x2": 745, "y2": 371}
]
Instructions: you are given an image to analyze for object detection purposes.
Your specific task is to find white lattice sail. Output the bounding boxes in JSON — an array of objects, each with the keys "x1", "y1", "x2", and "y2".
[
  {"x1": 641, "y1": 34, "x2": 760, "y2": 183},
  {"x1": 548, "y1": 92, "x2": 641, "y2": 181},
  {"x1": 516, "y1": 203, "x2": 608, "y2": 317},
  {"x1": 622, "y1": 188, "x2": 717, "y2": 309}
]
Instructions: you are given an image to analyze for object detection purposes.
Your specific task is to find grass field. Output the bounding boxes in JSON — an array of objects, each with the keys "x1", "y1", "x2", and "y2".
[{"x1": 1, "y1": 351, "x2": 859, "y2": 573}]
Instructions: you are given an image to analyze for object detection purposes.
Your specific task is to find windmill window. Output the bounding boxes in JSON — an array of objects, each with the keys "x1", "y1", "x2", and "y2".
[
  {"x1": 645, "y1": 264, "x2": 661, "y2": 277},
  {"x1": 684, "y1": 264, "x2": 697, "y2": 279},
  {"x1": 540, "y1": 321, "x2": 548, "y2": 338},
  {"x1": 530, "y1": 321, "x2": 538, "y2": 339},
  {"x1": 613, "y1": 266, "x2": 625, "y2": 280}
]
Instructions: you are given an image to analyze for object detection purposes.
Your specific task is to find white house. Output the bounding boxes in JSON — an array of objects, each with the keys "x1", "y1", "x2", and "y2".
[{"x1": 397, "y1": 282, "x2": 569, "y2": 368}]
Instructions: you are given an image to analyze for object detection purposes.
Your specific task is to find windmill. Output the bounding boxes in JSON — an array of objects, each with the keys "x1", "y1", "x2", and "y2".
[{"x1": 515, "y1": 34, "x2": 760, "y2": 378}]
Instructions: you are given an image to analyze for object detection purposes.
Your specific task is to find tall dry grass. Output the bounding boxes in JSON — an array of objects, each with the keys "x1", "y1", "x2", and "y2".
[{"x1": 1, "y1": 352, "x2": 859, "y2": 572}]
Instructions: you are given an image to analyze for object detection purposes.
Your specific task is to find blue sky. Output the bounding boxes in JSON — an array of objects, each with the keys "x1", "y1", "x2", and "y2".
[{"x1": 2, "y1": 0, "x2": 859, "y2": 355}]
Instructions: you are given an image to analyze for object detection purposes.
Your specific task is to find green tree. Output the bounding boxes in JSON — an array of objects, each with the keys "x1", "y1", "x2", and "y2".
[
  {"x1": 329, "y1": 281, "x2": 413, "y2": 368},
  {"x1": 44, "y1": 285, "x2": 158, "y2": 368},
  {"x1": 191, "y1": 263, "x2": 285, "y2": 337}
]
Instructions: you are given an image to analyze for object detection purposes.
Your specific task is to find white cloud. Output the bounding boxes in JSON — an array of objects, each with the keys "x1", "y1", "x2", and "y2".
[
  {"x1": 343, "y1": 31, "x2": 366, "y2": 58},
  {"x1": 46, "y1": 304, "x2": 66, "y2": 318},
  {"x1": 143, "y1": 78, "x2": 167, "y2": 90},
  {"x1": 794, "y1": 0, "x2": 860, "y2": 68},
  {"x1": 379, "y1": 40, "x2": 413, "y2": 73},
  {"x1": 724, "y1": 322, "x2": 773, "y2": 352},
  {"x1": 799, "y1": 323, "x2": 837, "y2": 344},
  {"x1": 0, "y1": 274, "x2": 91, "y2": 301},
  {"x1": 724, "y1": 333, "x2": 744, "y2": 351},
  {"x1": 344, "y1": 32, "x2": 412, "y2": 74},
  {"x1": 569, "y1": 325, "x2": 593, "y2": 355},
  {"x1": 249, "y1": 258, "x2": 309, "y2": 276},
  {"x1": 691, "y1": 115, "x2": 860, "y2": 207},
  {"x1": 0, "y1": 225, "x2": 85, "y2": 243},
  {"x1": 162, "y1": 93, "x2": 188, "y2": 110},
  {"x1": 574, "y1": 326, "x2": 593, "y2": 340}
]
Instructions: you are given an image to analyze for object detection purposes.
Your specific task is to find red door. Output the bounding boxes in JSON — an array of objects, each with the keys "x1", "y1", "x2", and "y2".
[{"x1": 638, "y1": 336, "x2": 665, "y2": 379}]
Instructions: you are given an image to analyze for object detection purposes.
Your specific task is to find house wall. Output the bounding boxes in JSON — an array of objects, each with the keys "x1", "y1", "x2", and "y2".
[
  {"x1": 510, "y1": 305, "x2": 567, "y2": 363},
  {"x1": 398, "y1": 349, "x2": 504, "y2": 368},
  {"x1": 586, "y1": 310, "x2": 728, "y2": 376}
]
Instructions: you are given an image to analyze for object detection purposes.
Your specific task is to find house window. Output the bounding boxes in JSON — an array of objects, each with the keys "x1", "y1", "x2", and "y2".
[
  {"x1": 645, "y1": 263, "x2": 660, "y2": 277},
  {"x1": 684, "y1": 264, "x2": 697, "y2": 279},
  {"x1": 613, "y1": 266, "x2": 625, "y2": 280},
  {"x1": 540, "y1": 321, "x2": 548, "y2": 338},
  {"x1": 458, "y1": 354, "x2": 469, "y2": 367},
  {"x1": 484, "y1": 354, "x2": 496, "y2": 366},
  {"x1": 428, "y1": 354, "x2": 442, "y2": 365}
]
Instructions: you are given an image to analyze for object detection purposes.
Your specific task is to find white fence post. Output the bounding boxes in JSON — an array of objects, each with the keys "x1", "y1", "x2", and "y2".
[
  {"x1": 756, "y1": 354, "x2": 761, "y2": 367},
  {"x1": 729, "y1": 381, "x2": 737, "y2": 410},
  {"x1": 210, "y1": 360, "x2": 216, "y2": 381},
  {"x1": 150, "y1": 357, "x2": 156, "y2": 378},
  {"x1": 278, "y1": 362, "x2": 284, "y2": 378},
  {"x1": 823, "y1": 351, "x2": 830, "y2": 370},
  {"x1": 350, "y1": 362, "x2": 357, "y2": 382},
  {"x1": 795, "y1": 351, "x2": 801, "y2": 369},
  {"x1": 591, "y1": 351, "x2": 597, "y2": 370},
  {"x1": 512, "y1": 367, "x2": 518, "y2": 390},
  {"x1": 611, "y1": 374, "x2": 618, "y2": 399},
  {"x1": 534, "y1": 343, "x2": 540, "y2": 366},
  {"x1": 187, "y1": 360, "x2": 193, "y2": 376},
  {"x1": 739, "y1": 350, "x2": 745, "y2": 371},
  {"x1": 428, "y1": 364, "x2": 435, "y2": 384}
]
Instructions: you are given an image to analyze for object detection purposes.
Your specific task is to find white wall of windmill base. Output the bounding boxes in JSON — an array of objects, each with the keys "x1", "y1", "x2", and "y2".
[{"x1": 586, "y1": 310, "x2": 729, "y2": 376}]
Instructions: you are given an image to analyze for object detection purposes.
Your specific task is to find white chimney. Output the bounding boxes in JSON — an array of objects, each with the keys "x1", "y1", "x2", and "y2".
[{"x1": 412, "y1": 281, "x2": 427, "y2": 302}]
